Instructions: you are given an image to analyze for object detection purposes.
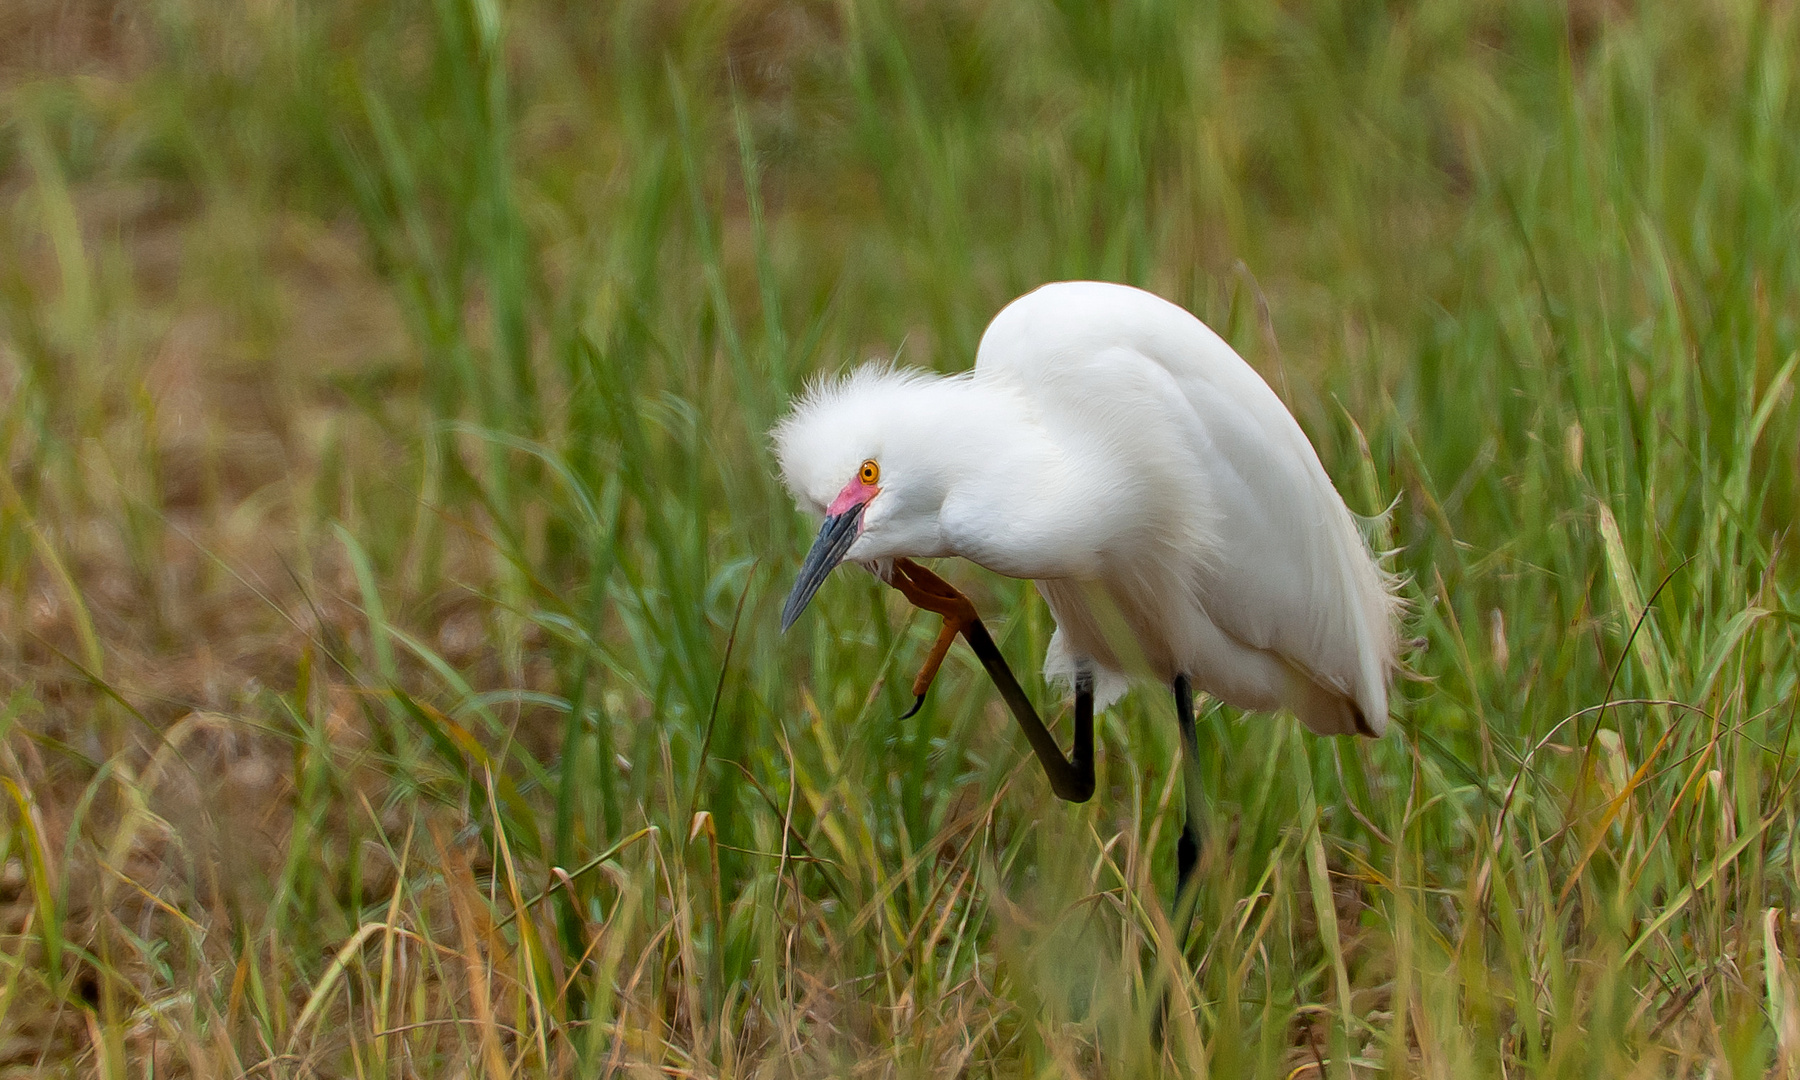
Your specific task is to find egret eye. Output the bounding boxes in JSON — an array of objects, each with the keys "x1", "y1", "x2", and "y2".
[{"x1": 859, "y1": 460, "x2": 880, "y2": 485}]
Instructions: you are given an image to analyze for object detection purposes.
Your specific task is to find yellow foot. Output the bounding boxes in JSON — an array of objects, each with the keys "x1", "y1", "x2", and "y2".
[{"x1": 889, "y1": 559, "x2": 980, "y2": 714}]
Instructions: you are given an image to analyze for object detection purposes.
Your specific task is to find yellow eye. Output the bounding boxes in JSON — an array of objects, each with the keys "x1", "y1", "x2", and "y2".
[{"x1": 859, "y1": 460, "x2": 880, "y2": 485}]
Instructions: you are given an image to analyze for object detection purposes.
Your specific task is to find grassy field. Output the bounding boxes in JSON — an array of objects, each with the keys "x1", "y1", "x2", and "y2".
[{"x1": 1, "y1": 0, "x2": 1798, "y2": 1075}]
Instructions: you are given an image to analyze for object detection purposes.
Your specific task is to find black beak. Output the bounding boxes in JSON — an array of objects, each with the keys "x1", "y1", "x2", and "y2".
[{"x1": 781, "y1": 504, "x2": 866, "y2": 632}]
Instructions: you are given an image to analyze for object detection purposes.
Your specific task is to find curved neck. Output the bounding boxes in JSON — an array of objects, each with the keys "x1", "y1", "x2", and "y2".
[{"x1": 933, "y1": 380, "x2": 1131, "y2": 580}]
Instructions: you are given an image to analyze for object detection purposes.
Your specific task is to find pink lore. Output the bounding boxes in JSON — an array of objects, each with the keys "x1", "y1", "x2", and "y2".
[{"x1": 826, "y1": 476, "x2": 878, "y2": 520}]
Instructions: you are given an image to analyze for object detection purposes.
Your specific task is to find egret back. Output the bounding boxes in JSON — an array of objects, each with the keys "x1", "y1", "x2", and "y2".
[{"x1": 973, "y1": 282, "x2": 1401, "y2": 735}]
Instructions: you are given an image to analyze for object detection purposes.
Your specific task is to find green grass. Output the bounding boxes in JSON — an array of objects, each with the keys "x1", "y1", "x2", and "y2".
[{"x1": 1, "y1": 0, "x2": 1798, "y2": 1074}]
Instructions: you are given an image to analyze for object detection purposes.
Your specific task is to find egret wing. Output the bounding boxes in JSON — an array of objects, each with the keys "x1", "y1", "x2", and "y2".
[{"x1": 974, "y1": 282, "x2": 1398, "y2": 734}]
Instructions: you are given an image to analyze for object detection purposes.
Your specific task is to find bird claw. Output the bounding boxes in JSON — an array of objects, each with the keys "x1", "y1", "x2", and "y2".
[
  {"x1": 888, "y1": 558, "x2": 979, "y2": 623},
  {"x1": 889, "y1": 558, "x2": 980, "y2": 715}
]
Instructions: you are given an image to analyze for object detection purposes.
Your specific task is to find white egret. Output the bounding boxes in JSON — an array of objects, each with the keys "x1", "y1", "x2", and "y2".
[{"x1": 775, "y1": 280, "x2": 1402, "y2": 900}]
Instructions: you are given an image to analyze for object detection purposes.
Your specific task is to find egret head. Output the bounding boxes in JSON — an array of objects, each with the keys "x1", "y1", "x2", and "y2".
[{"x1": 772, "y1": 364, "x2": 970, "y2": 630}]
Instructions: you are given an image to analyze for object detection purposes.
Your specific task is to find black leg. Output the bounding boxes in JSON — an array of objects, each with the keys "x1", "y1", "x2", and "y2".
[
  {"x1": 1173, "y1": 674, "x2": 1202, "y2": 907},
  {"x1": 962, "y1": 619, "x2": 1096, "y2": 803},
  {"x1": 1177, "y1": 833, "x2": 1199, "y2": 899},
  {"x1": 886, "y1": 559, "x2": 1094, "y2": 803},
  {"x1": 1072, "y1": 669, "x2": 1094, "y2": 790},
  {"x1": 1155, "y1": 675, "x2": 1205, "y2": 1047}
]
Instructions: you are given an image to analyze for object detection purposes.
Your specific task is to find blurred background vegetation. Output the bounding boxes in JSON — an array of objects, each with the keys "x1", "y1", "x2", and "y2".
[{"x1": 1, "y1": 0, "x2": 1797, "y2": 1075}]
